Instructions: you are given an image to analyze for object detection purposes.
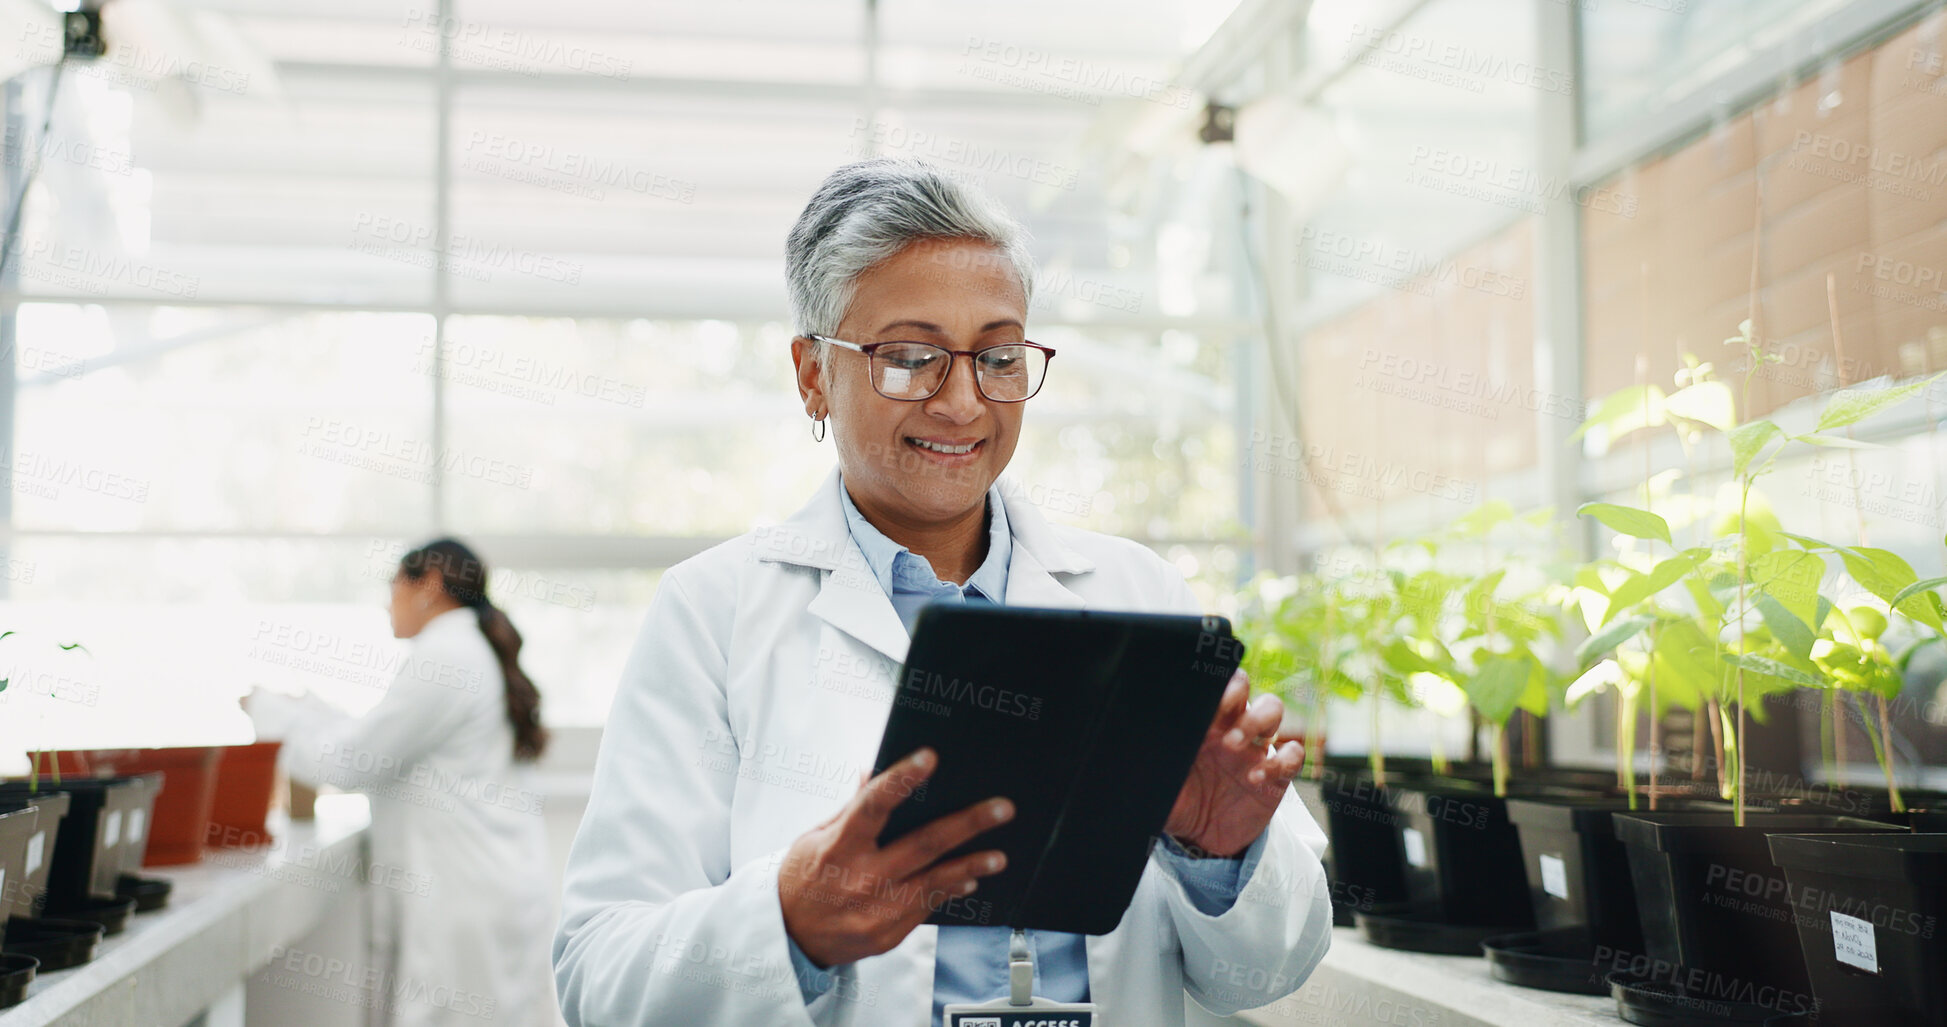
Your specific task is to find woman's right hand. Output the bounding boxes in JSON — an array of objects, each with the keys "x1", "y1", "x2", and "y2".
[{"x1": 778, "y1": 747, "x2": 1014, "y2": 969}]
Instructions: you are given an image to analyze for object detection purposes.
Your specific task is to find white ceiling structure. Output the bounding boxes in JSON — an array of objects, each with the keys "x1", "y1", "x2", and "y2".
[{"x1": 8, "y1": 0, "x2": 1256, "y2": 323}]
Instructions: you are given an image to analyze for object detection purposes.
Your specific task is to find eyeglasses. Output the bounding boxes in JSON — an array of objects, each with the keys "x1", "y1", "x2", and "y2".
[{"x1": 807, "y1": 334, "x2": 1057, "y2": 402}]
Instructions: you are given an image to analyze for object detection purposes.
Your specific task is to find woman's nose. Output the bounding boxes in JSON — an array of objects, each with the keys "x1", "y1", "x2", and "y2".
[{"x1": 926, "y1": 354, "x2": 985, "y2": 421}]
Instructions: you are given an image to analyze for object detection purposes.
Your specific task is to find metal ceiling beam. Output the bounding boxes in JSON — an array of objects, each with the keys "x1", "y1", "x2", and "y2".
[{"x1": 272, "y1": 60, "x2": 1099, "y2": 112}]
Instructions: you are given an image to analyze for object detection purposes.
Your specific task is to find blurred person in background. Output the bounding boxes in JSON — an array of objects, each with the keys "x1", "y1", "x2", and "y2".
[
  {"x1": 250, "y1": 538, "x2": 558, "y2": 1027},
  {"x1": 553, "y1": 159, "x2": 1330, "y2": 1027}
]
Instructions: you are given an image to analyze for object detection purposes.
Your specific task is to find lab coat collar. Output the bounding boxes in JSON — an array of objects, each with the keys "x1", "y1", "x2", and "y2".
[{"x1": 756, "y1": 467, "x2": 1096, "y2": 663}]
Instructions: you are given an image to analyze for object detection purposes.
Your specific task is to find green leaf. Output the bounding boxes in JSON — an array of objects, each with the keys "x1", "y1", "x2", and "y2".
[
  {"x1": 1840, "y1": 547, "x2": 1947, "y2": 630},
  {"x1": 1795, "y1": 434, "x2": 1881, "y2": 450},
  {"x1": 1754, "y1": 593, "x2": 1814, "y2": 660},
  {"x1": 1451, "y1": 500, "x2": 1516, "y2": 538},
  {"x1": 1814, "y1": 374, "x2": 1944, "y2": 432},
  {"x1": 1663, "y1": 380, "x2": 1736, "y2": 432},
  {"x1": 1605, "y1": 549, "x2": 1707, "y2": 621},
  {"x1": 1577, "y1": 613, "x2": 1658, "y2": 666},
  {"x1": 1720, "y1": 652, "x2": 1821, "y2": 688},
  {"x1": 1783, "y1": 532, "x2": 1851, "y2": 556},
  {"x1": 1565, "y1": 659, "x2": 1623, "y2": 708},
  {"x1": 1888, "y1": 575, "x2": 1947, "y2": 612},
  {"x1": 1381, "y1": 638, "x2": 1438, "y2": 676},
  {"x1": 1729, "y1": 420, "x2": 1786, "y2": 479},
  {"x1": 1750, "y1": 549, "x2": 1825, "y2": 629},
  {"x1": 1650, "y1": 618, "x2": 1715, "y2": 713},
  {"x1": 1577, "y1": 502, "x2": 1672, "y2": 544},
  {"x1": 1517, "y1": 658, "x2": 1551, "y2": 717},
  {"x1": 1572, "y1": 384, "x2": 1666, "y2": 443},
  {"x1": 1468, "y1": 654, "x2": 1532, "y2": 724}
]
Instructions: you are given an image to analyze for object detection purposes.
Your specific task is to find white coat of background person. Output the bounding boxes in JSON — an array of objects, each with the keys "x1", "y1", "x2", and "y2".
[
  {"x1": 554, "y1": 159, "x2": 1333, "y2": 1027},
  {"x1": 250, "y1": 538, "x2": 560, "y2": 1027}
]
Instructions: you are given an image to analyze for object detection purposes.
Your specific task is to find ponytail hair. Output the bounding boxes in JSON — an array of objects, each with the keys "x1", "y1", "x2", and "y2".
[{"x1": 398, "y1": 538, "x2": 549, "y2": 762}]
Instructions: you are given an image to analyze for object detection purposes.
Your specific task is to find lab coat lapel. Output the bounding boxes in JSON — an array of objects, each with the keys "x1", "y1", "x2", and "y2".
[
  {"x1": 760, "y1": 468, "x2": 911, "y2": 665},
  {"x1": 996, "y1": 477, "x2": 1094, "y2": 609}
]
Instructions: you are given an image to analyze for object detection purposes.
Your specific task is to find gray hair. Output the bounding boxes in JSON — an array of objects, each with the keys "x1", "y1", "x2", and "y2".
[{"x1": 785, "y1": 158, "x2": 1036, "y2": 375}]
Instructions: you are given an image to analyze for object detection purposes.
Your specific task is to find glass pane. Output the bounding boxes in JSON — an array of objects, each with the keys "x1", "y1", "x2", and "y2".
[
  {"x1": 440, "y1": 316, "x2": 817, "y2": 535},
  {"x1": 1578, "y1": 0, "x2": 1855, "y2": 144},
  {"x1": 14, "y1": 42, "x2": 436, "y2": 306},
  {"x1": 13, "y1": 304, "x2": 435, "y2": 533}
]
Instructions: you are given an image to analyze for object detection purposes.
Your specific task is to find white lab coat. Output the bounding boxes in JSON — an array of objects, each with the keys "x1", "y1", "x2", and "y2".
[
  {"x1": 258, "y1": 607, "x2": 558, "y2": 1027},
  {"x1": 554, "y1": 469, "x2": 1331, "y2": 1026}
]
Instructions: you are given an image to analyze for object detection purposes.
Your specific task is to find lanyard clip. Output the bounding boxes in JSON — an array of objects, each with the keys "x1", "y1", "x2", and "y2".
[{"x1": 1009, "y1": 928, "x2": 1032, "y2": 1006}]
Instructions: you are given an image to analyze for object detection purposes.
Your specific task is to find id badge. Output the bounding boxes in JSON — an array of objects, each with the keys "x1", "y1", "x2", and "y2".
[{"x1": 943, "y1": 997, "x2": 1097, "y2": 1027}]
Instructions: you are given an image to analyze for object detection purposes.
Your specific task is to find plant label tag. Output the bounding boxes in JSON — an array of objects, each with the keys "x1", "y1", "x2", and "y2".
[
  {"x1": 130, "y1": 809, "x2": 146, "y2": 842},
  {"x1": 25, "y1": 832, "x2": 43, "y2": 876},
  {"x1": 105, "y1": 810, "x2": 122, "y2": 848},
  {"x1": 1539, "y1": 853, "x2": 1569, "y2": 899},
  {"x1": 1402, "y1": 827, "x2": 1426, "y2": 868},
  {"x1": 1830, "y1": 911, "x2": 1878, "y2": 974},
  {"x1": 945, "y1": 1001, "x2": 1094, "y2": 1026}
]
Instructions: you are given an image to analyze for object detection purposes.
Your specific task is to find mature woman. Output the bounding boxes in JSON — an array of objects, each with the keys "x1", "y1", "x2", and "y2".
[
  {"x1": 554, "y1": 159, "x2": 1330, "y2": 1026},
  {"x1": 251, "y1": 539, "x2": 557, "y2": 1027}
]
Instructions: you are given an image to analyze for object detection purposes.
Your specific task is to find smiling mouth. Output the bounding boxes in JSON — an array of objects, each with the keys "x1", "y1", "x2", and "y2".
[{"x1": 906, "y1": 437, "x2": 983, "y2": 456}]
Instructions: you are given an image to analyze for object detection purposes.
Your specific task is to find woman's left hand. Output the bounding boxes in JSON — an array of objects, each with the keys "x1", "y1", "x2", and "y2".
[{"x1": 1164, "y1": 671, "x2": 1303, "y2": 858}]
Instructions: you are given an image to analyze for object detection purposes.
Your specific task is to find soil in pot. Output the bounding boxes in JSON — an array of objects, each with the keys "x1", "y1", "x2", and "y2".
[
  {"x1": 1613, "y1": 811, "x2": 1904, "y2": 1005},
  {"x1": 1766, "y1": 831, "x2": 1947, "y2": 1027}
]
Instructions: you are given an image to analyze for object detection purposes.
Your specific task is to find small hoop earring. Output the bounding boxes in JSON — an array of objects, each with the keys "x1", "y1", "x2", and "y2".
[{"x1": 811, "y1": 415, "x2": 827, "y2": 442}]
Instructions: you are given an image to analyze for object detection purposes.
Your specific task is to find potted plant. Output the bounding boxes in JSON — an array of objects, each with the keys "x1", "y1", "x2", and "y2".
[{"x1": 1766, "y1": 831, "x2": 1947, "y2": 1026}]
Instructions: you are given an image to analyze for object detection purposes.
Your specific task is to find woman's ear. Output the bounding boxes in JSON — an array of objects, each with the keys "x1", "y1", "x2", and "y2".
[{"x1": 789, "y1": 335, "x2": 826, "y2": 415}]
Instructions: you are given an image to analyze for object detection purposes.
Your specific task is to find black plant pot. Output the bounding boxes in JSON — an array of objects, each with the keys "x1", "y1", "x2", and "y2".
[
  {"x1": 0, "y1": 777, "x2": 159, "y2": 919},
  {"x1": 1291, "y1": 765, "x2": 1409, "y2": 925},
  {"x1": 1378, "y1": 777, "x2": 1536, "y2": 934},
  {"x1": 0, "y1": 791, "x2": 67, "y2": 921},
  {"x1": 0, "y1": 804, "x2": 39, "y2": 953},
  {"x1": 1613, "y1": 811, "x2": 1903, "y2": 1006},
  {"x1": 2, "y1": 916, "x2": 103, "y2": 971},
  {"x1": 0, "y1": 953, "x2": 36, "y2": 1009},
  {"x1": 1766, "y1": 832, "x2": 1947, "y2": 1027},
  {"x1": 1494, "y1": 795, "x2": 1733, "y2": 996}
]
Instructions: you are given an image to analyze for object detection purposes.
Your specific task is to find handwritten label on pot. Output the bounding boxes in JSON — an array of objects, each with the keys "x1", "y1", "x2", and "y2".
[
  {"x1": 1539, "y1": 853, "x2": 1569, "y2": 899},
  {"x1": 105, "y1": 810, "x2": 122, "y2": 848},
  {"x1": 25, "y1": 832, "x2": 43, "y2": 876},
  {"x1": 1831, "y1": 911, "x2": 1878, "y2": 974},
  {"x1": 130, "y1": 809, "x2": 146, "y2": 842},
  {"x1": 1402, "y1": 827, "x2": 1426, "y2": 868}
]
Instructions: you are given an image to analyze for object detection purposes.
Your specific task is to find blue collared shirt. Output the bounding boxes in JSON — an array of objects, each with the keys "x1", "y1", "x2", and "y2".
[{"x1": 785, "y1": 478, "x2": 1262, "y2": 1025}]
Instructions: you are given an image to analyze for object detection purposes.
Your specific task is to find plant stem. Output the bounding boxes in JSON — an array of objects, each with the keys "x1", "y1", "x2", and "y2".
[
  {"x1": 1493, "y1": 721, "x2": 1508, "y2": 798},
  {"x1": 1821, "y1": 688, "x2": 1836, "y2": 787},
  {"x1": 1306, "y1": 690, "x2": 1325, "y2": 781},
  {"x1": 1621, "y1": 688, "x2": 1640, "y2": 810},
  {"x1": 1876, "y1": 693, "x2": 1904, "y2": 813},
  {"x1": 1371, "y1": 679, "x2": 1386, "y2": 789}
]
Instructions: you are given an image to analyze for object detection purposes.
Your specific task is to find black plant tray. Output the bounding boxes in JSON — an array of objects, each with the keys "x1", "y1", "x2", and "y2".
[
  {"x1": 1606, "y1": 969, "x2": 1812, "y2": 1026},
  {"x1": 0, "y1": 953, "x2": 36, "y2": 1009},
  {"x1": 116, "y1": 874, "x2": 171, "y2": 912},
  {"x1": 3, "y1": 916, "x2": 103, "y2": 971},
  {"x1": 1354, "y1": 906, "x2": 1526, "y2": 955},
  {"x1": 1481, "y1": 928, "x2": 1609, "y2": 995},
  {"x1": 61, "y1": 896, "x2": 136, "y2": 936}
]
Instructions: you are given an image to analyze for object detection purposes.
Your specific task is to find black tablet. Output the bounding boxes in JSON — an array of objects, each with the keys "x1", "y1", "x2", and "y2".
[{"x1": 869, "y1": 604, "x2": 1243, "y2": 934}]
